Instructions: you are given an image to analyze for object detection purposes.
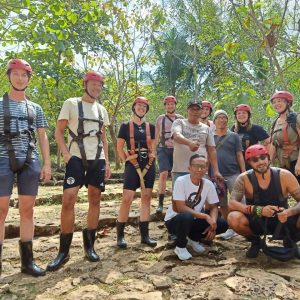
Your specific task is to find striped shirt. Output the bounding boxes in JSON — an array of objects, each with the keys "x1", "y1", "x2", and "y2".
[{"x1": 0, "y1": 96, "x2": 48, "y2": 159}]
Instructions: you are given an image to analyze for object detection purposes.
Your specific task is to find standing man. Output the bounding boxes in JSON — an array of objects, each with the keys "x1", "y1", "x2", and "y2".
[
  {"x1": 200, "y1": 100, "x2": 215, "y2": 131},
  {"x1": 164, "y1": 154, "x2": 228, "y2": 260},
  {"x1": 155, "y1": 96, "x2": 183, "y2": 214},
  {"x1": 211, "y1": 110, "x2": 245, "y2": 239},
  {"x1": 47, "y1": 71, "x2": 111, "y2": 271},
  {"x1": 0, "y1": 59, "x2": 51, "y2": 277},
  {"x1": 228, "y1": 144, "x2": 300, "y2": 259},
  {"x1": 171, "y1": 99, "x2": 222, "y2": 184}
]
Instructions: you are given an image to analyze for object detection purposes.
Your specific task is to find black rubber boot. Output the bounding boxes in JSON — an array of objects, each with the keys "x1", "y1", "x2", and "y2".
[
  {"x1": 246, "y1": 236, "x2": 261, "y2": 258},
  {"x1": 83, "y1": 228, "x2": 100, "y2": 262},
  {"x1": 19, "y1": 240, "x2": 46, "y2": 277},
  {"x1": 156, "y1": 194, "x2": 164, "y2": 214},
  {"x1": 0, "y1": 243, "x2": 2, "y2": 277},
  {"x1": 116, "y1": 221, "x2": 127, "y2": 249},
  {"x1": 283, "y1": 237, "x2": 300, "y2": 259},
  {"x1": 139, "y1": 221, "x2": 157, "y2": 247},
  {"x1": 47, "y1": 233, "x2": 73, "y2": 271}
]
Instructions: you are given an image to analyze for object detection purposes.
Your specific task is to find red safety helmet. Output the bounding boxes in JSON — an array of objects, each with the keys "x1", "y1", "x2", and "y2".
[
  {"x1": 132, "y1": 96, "x2": 149, "y2": 112},
  {"x1": 271, "y1": 91, "x2": 294, "y2": 104},
  {"x1": 234, "y1": 104, "x2": 251, "y2": 114},
  {"x1": 83, "y1": 71, "x2": 104, "y2": 84},
  {"x1": 163, "y1": 96, "x2": 177, "y2": 105},
  {"x1": 7, "y1": 59, "x2": 32, "y2": 75},
  {"x1": 202, "y1": 101, "x2": 213, "y2": 109},
  {"x1": 245, "y1": 144, "x2": 269, "y2": 161}
]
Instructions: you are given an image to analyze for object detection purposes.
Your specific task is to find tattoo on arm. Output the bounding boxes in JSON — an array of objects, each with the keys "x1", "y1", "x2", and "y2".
[
  {"x1": 290, "y1": 187, "x2": 300, "y2": 202},
  {"x1": 231, "y1": 175, "x2": 245, "y2": 202}
]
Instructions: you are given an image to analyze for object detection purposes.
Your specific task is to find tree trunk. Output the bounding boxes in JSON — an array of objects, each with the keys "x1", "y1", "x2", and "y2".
[{"x1": 108, "y1": 121, "x2": 121, "y2": 170}]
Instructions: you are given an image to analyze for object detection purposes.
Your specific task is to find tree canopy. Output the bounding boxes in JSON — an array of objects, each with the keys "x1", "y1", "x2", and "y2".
[{"x1": 1, "y1": 0, "x2": 299, "y2": 166}]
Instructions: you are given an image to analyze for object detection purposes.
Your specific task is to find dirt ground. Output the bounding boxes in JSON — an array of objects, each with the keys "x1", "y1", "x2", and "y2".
[{"x1": 1, "y1": 181, "x2": 300, "y2": 300}]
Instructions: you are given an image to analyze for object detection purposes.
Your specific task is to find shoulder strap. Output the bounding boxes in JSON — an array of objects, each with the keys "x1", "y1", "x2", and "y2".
[
  {"x1": 270, "y1": 116, "x2": 280, "y2": 143},
  {"x1": 145, "y1": 122, "x2": 152, "y2": 152},
  {"x1": 129, "y1": 121, "x2": 135, "y2": 154},
  {"x1": 77, "y1": 101, "x2": 84, "y2": 135},
  {"x1": 271, "y1": 167, "x2": 287, "y2": 207},
  {"x1": 194, "y1": 179, "x2": 204, "y2": 204},
  {"x1": 26, "y1": 100, "x2": 34, "y2": 128},
  {"x1": 246, "y1": 169, "x2": 260, "y2": 205},
  {"x1": 216, "y1": 131, "x2": 233, "y2": 150},
  {"x1": 3, "y1": 93, "x2": 11, "y2": 134}
]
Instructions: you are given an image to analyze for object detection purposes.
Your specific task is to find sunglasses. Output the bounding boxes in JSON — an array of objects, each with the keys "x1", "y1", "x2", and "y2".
[{"x1": 249, "y1": 154, "x2": 268, "y2": 163}]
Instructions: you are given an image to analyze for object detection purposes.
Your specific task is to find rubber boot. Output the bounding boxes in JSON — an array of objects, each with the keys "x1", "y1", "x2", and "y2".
[
  {"x1": 246, "y1": 236, "x2": 261, "y2": 258},
  {"x1": 156, "y1": 194, "x2": 164, "y2": 214},
  {"x1": 116, "y1": 221, "x2": 127, "y2": 249},
  {"x1": 47, "y1": 232, "x2": 73, "y2": 271},
  {"x1": 83, "y1": 228, "x2": 100, "y2": 262},
  {"x1": 19, "y1": 240, "x2": 46, "y2": 277},
  {"x1": 0, "y1": 244, "x2": 2, "y2": 277},
  {"x1": 139, "y1": 221, "x2": 157, "y2": 247}
]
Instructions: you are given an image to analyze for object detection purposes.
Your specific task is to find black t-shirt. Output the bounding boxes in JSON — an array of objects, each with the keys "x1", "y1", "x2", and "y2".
[
  {"x1": 118, "y1": 121, "x2": 155, "y2": 150},
  {"x1": 231, "y1": 124, "x2": 269, "y2": 151}
]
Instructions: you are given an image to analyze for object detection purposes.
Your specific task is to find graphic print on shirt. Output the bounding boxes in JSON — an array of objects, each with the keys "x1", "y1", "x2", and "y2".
[{"x1": 185, "y1": 192, "x2": 201, "y2": 209}]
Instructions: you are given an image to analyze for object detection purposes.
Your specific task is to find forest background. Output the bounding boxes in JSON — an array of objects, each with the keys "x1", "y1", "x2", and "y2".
[{"x1": 0, "y1": 0, "x2": 299, "y2": 169}]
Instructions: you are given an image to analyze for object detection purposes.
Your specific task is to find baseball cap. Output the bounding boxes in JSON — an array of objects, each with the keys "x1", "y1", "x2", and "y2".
[
  {"x1": 213, "y1": 109, "x2": 228, "y2": 121},
  {"x1": 187, "y1": 99, "x2": 202, "y2": 109}
]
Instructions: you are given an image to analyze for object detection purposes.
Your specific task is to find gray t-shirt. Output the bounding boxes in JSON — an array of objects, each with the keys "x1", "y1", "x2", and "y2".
[
  {"x1": 0, "y1": 96, "x2": 48, "y2": 159},
  {"x1": 171, "y1": 119, "x2": 215, "y2": 172},
  {"x1": 212, "y1": 130, "x2": 243, "y2": 177}
]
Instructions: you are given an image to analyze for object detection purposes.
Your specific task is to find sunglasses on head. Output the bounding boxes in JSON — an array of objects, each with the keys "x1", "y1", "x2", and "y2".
[{"x1": 249, "y1": 154, "x2": 268, "y2": 163}]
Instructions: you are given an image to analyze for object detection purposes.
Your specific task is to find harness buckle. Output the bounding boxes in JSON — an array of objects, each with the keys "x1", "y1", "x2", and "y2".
[{"x1": 89, "y1": 129, "x2": 98, "y2": 137}]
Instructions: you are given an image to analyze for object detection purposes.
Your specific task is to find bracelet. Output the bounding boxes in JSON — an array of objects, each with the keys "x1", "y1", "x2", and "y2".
[
  {"x1": 246, "y1": 205, "x2": 252, "y2": 215},
  {"x1": 252, "y1": 205, "x2": 257, "y2": 216},
  {"x1": 256, "y1": 206, "x2": 262, "y2": 217}
]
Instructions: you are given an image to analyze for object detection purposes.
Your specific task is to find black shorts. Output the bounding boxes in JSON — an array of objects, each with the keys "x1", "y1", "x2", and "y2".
[
  {"x1": 123, "y1": 159, "x2": 156, "y2": 191},
  {"x1": 246, "y1": 214, "x2": 299, "y2": 240},
  {"x1": 63, "y1": 156, "x2": 106, "y2": 191},
  {"x1": 157, "y1": 147, "x2": 173, "y2": 173}
]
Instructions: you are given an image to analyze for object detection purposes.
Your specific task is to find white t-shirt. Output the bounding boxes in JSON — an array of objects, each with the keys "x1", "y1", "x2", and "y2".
[
  {"x1": 164, "y1": 174, "x2": 219, "y2": 221},
  {"x1": 58, "y1": 97, "x2": 110, "y2": 160},
  {"x1": 171, "y1": 119, "x2": 215, "y2": 172}
]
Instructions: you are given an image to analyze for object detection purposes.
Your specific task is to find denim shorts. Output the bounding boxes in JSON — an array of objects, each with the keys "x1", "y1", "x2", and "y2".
[
  {"x1": 157, "y1": 147, "x2": 174, "y2": 173},
  {"x1": 0, "y1": 157, "x2": 41, "y2": 196},
  {"x1": 63, "y1": 156, "x2": 106, "y2": 191}
]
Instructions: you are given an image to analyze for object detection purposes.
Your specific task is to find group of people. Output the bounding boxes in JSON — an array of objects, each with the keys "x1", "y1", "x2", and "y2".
[{"x1": 0, "y1": 59, "x2": 299, "y2": 277}]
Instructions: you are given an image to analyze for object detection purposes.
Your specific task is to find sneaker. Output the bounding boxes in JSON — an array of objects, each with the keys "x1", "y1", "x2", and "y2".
[
  {"x1": 187, "y1": 237, "x2": 205, "y2": 254},
  {"x1": 174, "y1": 246, "x2": 192, "y2": 261},
  {"x1": 218, "y1": 229, "x2": 238, "y2": 240}
]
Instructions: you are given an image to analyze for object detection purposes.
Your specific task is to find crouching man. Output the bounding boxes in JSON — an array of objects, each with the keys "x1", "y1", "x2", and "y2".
[
  {"x1": 228, "y1": 144, "x2": 300, "y2": 258},
  {"x1": 164, "y1": 154, "x2": 228, "y2": 260}
]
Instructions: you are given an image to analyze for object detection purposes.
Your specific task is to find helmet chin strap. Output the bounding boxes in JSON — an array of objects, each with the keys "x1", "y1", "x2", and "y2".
[
  {"x1": 279, "y1": 104, "x2": 289, "y2": 115},
  {"x1": 254, "y1": 162, "x2": 271, "y2": 179},
  {"x1": 167, "y1": 110, "x2": 176, "y2": 114},
  {"x1": 134, "y1": 111, "x2": 145, "y2": 121},
  {"x1": 85, "y1": 88, "x2": 96, "y2": 100},
  {"x1": 10, "y1": 81, "x2": 27, "y2": 92}
]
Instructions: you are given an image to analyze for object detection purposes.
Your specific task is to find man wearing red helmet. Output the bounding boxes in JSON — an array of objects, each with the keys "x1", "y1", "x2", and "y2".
[
  {"x1": 269, "y1": 91, "x2": 300, "y2": 183},
  {"x1": 228, "y1": 144, "x2": 300, "y2": 259},
  {"x1": 116, "y1": 97, "x2": 157, "y2": 249},
  {"x1": 0, "y1": 59, "x2": 51, "y2": 276},
  {"x1": 154, "y1": 96, "x2": 183, "y2": 214},
  {"x1": 232, "y1": 104, "x2": 269, "y2": 169},
  {"x1": 47, "y1": 70, "x2": 111, "y2": 271},
  {"x1": 200, "y1": 100, "x2": 215, "y2": 131}
]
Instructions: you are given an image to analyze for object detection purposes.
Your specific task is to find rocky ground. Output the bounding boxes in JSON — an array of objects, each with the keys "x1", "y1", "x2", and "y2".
[{"x1": 1, "y1": 176, "x2": 300, "y2": 300}]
